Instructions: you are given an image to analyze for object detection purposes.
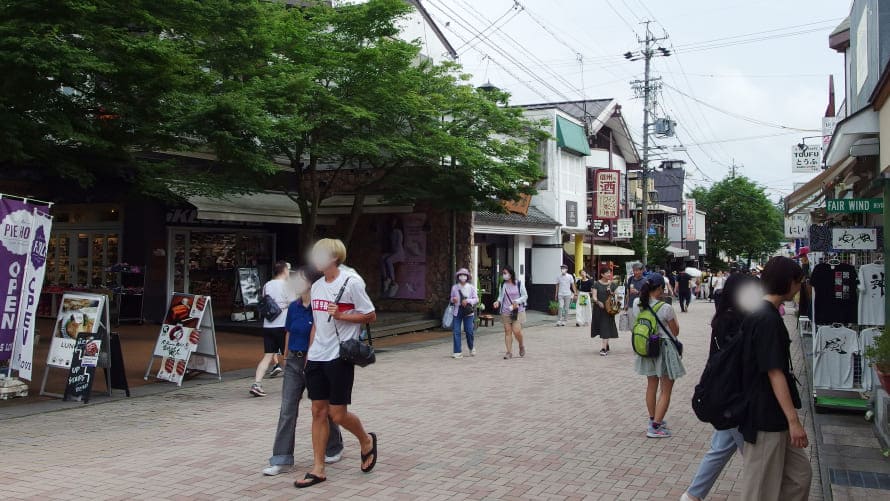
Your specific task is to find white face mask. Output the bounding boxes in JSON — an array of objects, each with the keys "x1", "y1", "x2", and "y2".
[
  {"x1": 458, "y1": 275, "x2": 468, "y2": 283},
  {"x1": 502, "y1": 273, "x2": 511, "y2": 281},
  {"x1": 561, "y1": 269, "x2": 567, "y2": 275}
]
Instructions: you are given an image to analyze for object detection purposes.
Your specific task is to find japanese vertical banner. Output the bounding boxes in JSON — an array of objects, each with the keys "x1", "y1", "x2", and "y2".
[
  {"x1": 685, "y1": 199, "x2": 697, "y2": 241},
  {"x1": 594, "y1": 170, "x2": 620, "y2": 220},
  {"x1": 13, "y1": 209, "x2": 52, "y2": 379},
  {"x1": 0, "y1": 198, "x2": 35, "y2": 361}
]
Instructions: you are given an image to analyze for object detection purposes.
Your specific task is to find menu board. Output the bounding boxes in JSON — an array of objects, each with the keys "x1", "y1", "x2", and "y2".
[
  {"x1": 64, "y1": 333, "x2": 101, "y2": 402},
  {"x1": 47, "y1": 293, "x2": 106, "y2": 369},
  {"x1": 154, "y1": 294, "x2": 212, "y2": 385}
]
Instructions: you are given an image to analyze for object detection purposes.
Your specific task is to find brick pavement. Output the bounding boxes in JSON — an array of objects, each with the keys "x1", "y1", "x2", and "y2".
[{"x1": 1, "y1": 299, "x2": 823, "y2": 500}]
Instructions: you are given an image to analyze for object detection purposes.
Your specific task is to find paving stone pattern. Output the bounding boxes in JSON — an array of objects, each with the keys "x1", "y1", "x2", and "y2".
[{"x1": 2, "y1": 301, "x2": 823, "y2": 500}]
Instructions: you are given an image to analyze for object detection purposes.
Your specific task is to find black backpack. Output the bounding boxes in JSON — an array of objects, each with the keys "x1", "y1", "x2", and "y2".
[{"x1": 690, "y1": 328, "x2": 749, "y2": 430}]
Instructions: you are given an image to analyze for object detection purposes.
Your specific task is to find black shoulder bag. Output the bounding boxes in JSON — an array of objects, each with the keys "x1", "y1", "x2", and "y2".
[
  {"x1": 331, "y1": 277, "x2": 376, "y2": 367},
  {"x1": 504, "y1": 281, "x2": 521, "y2": 321},
  {"x1": 646, "y1": 303, "x2": 684, "y2": 357},
  {"x1": 257, "y1": 283, "x2": 283, "y2": 322}
]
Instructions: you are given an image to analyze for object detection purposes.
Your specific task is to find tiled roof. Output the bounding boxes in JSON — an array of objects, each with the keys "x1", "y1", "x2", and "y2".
[{"x1": 474, "y1": 206, "x2": 560, "y2": 228}]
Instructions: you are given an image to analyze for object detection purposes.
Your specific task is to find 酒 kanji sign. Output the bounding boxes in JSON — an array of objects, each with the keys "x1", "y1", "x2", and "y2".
[{"x1": 594, "y1": 170, "x2": 620, "y2": 220}]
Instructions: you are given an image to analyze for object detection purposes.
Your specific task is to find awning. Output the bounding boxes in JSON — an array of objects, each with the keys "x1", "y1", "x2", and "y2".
[
  {"x1": 823, "y1": 108, "x2": 879, "y2": 166},
  {"x1": 563, "y1": 242, "x2": 635, "y2": 256},
  {"x1": 556, "y1": 116, "x2": 591, "y2": 156},
  {"x1": 785, "y1": 156, "x2": 857, "y2": 214},
  {"x1": 184, "y1": 191, "x2": 304, "y2": 224},
  {"x1": 666, "y1": 246, "x2": 690, "y2": 258},
  {"x1": 474, "y1": 207, "x2": 560, "y2": 236},
  {"x1": 632, "y1": 203, "x2": 677, "y2": 214}
]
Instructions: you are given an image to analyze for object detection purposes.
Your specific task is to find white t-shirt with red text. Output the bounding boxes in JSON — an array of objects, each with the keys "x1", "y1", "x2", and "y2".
[{"x1": 308, "y1": 271, "x2": 375, "y2": 362}]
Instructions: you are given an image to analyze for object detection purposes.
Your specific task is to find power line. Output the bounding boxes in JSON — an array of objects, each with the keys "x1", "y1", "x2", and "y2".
[
  {"x1": 454, "y1": 3, "x2": 521, "y2": 54},
  {"x1": 662, "y1": 82, "x2": 820, "y2": 132}
]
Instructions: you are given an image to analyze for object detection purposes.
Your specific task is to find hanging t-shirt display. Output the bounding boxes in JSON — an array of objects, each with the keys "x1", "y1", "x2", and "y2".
[
  {"x1": 860, "y1": 327, "x2": 881, "y2": 391},
  {"x1": 857, "y1": 263, "x2": 885, "y2": 326},
  {"x1": 813, "y1": 325, "x2": 860, "y2": 389},
  {"x1": 810, "y1": 262, "x2": 858, "y2": 325}
]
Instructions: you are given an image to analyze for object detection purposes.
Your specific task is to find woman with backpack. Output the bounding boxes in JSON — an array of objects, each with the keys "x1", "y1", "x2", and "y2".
[
  {"x1": 492, "y1": 266, "x2": 528, "y2": 359},
  {"x1": 449, "y1": 268, "x2": 478, "y2": 359},
  {"x1": 633, "y1": 274, "x2": 684, "y2": 438},
  {"x1": 251, "y1": 261, "x2": 294, "y2": 397},
  {"x1": 681, "y1": 274, "x2": 756, "y2": 501},
  {"x1": 590, "y1": 265, "x2": 619, "y2": 356}
]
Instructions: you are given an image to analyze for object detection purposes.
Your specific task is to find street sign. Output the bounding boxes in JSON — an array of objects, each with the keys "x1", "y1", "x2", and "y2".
[
  {"x1": 791, "y1": 144, "x2": 821, "y2": 173},
  {"x1": 825, "y1": 198, "x2": 884, "y2": 214}
]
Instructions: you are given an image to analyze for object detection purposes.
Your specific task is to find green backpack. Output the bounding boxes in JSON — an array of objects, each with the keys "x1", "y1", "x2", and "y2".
[{"x1": 632, "y1": 301, "x2": 665, "y2": 358}]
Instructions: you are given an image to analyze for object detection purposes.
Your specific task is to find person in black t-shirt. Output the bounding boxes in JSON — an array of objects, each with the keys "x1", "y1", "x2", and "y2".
[
  {"x1": 676, "y1": 271, "x2": 692, "y2": 313},
  {"x1": 738, "y1": 256, "x2": 811, "y2": 501}
]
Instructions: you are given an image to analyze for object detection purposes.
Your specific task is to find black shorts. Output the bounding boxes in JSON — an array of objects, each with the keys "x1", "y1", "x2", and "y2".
[
  {"x1": 263, "y1": 327, "x2": 286, "y2": 354},
  {"x1": 305, "y1": 358, "x2": 355, "y2": 405}
]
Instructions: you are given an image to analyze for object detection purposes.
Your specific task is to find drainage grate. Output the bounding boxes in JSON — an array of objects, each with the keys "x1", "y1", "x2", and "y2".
[{"x1": 829, "y1": 468, "x2": 890, "y2": 490}]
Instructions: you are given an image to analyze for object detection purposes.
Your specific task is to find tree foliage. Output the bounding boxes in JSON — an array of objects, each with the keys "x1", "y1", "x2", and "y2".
[
  {"x1": 689, "y1": 176, "x2": 784, "y2": 264},
  {"x1": 627, "y1": 231, "x2": 670, "y2": 269}
]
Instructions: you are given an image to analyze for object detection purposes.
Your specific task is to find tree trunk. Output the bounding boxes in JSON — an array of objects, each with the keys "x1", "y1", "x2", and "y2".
[{"x1": 342, "y1": 191, "x2": 366, "y2": 248}]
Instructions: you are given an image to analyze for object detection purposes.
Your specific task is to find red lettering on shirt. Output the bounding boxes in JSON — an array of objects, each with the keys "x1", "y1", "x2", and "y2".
[{"x1": 311, "y1": 299, "x2": 355, "y2": 313}]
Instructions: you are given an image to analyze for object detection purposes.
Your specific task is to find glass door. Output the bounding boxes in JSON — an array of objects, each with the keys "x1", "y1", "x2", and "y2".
[
  {"x1": 170, "y1": 230, "x2": 189, "y2": 294},
  {"x1": 45, "y1": 229, "x2": 122, "y2": 287}
]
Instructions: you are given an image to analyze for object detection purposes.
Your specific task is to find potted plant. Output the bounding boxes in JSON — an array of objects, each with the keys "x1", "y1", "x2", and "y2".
[
  {"x1": 864, "y1": 328, "x2": 890, "y2": 393},
  {"x1": 548, "y1": 300, "x2": 559, "y2": 316}
]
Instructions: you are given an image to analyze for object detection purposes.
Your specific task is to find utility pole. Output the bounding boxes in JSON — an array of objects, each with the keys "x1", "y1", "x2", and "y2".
[
  {"x1": 729, "y1": 158, "x2": 740, "y2": 178},
  {"x1": 627, "y1": 22, "x2": 670, "y2": 265}
]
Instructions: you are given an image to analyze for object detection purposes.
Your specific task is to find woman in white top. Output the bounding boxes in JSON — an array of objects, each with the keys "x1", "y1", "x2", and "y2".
[{"x1": 250, "y1": 261, "x2": 294, "y2": 397}]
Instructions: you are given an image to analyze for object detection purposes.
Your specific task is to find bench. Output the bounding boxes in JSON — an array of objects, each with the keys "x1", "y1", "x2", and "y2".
[{"x1": 478, "y1": 314, "x2": 495, "y2": 327}]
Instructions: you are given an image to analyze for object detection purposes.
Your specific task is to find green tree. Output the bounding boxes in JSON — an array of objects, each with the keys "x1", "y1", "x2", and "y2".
[
  {"x1": 182, "y1": 0, "x2": 546, "y2": 250},
  {"x1": 627, "y1": 231, "x2": 669, "y2": 268},
  {"x1": 0, "y1": 0, "x2": 274, "y2": 193},
  {"x1": 689, "y1": 176, "x2": 784, "y2": 265}
]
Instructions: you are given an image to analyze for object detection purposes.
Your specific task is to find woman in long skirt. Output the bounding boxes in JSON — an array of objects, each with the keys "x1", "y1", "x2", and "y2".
[{"x1": 590, "y1": 265, "x2": 619, "y2": 356}]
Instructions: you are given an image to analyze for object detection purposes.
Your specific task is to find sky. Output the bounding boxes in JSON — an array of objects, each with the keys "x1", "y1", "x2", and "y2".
[{"x1": 414, "y1": 0, "x2": 850, "y2": 201}]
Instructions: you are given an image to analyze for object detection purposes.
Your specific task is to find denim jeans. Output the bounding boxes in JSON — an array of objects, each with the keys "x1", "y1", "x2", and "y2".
[
  {"x1": 558, "y1": 295, "x2": 573, "y2": 322},
  {"x1": 687, "y1": 428, "x2": 744, "y2": 498},
  {"x1": 452, "y1": 311, "x2": 475, "y2": 353},
  {"x1": 269, "y1": 354, "x2": 344, "y2": 466}
]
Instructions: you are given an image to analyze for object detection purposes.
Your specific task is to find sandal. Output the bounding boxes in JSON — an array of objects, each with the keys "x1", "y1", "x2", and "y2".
[
  {"x1": 503, "y1": 352, "x2": 512, "y2": 359},
  {"x1": 361, "y1": 432, "x2": 378, "y2": 473},
  {"x1": 519, "y1": 345, "x2": 526, "y2": 357},
  {"x1": 294, "y1": 473, "x2": 326, "y2": 488}
]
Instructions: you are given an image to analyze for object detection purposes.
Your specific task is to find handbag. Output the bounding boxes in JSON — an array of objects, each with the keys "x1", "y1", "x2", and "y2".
[
  {"x1": 504, "y1": 282, "x2": 520, "y2": 320},
  {"x1": 604, "y1": 291, "x2": 621, "y2": 316},
  {"x1": 618, "y1": 311, "x2": 630, "y2": 331},
  {"x1": 458, "y1": 289, "x2": 475, "y2": 316},
  {"x1": 442, "y1": 303, "x2": 455, "y2": 329},
  {"x1": 331, "y1": 277, "x2": 376, "y2": 367},
  {"x1": 257, "y1": 284, "x2": 282, "y2": 322}
]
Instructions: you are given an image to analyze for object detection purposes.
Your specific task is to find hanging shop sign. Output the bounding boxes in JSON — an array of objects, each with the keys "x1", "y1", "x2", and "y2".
[
  {"x1": 685, "y1": 199, "x2": 697, "y2": 241},
  {"x1": 784, "y1": 213, "x2": 811, "y2": 238},
  {"x1": 667, "y1": 215, "x2": 682, "y2": 242},
  {"x1": 791, "y1": 144, "x2": 822, "y2": 173},
  {"x1": 615, "y1": 218, "x2": 633, "y2": 239},
  {"x1": 822, "y1": 116, "x2": 837, "y2": 150},
  {"x1": 594, "y1": 170, "x2": 620, "y2": 219},
  {"x1": 566, "y1": 200, "x2": 578, "y2": 227},
  {"x1": 825, "y1": 198, "x2": 884, "y2": 214},
  {"x1": 831, "y1": 227, "x2": 878, "y2": 251},
  {"x1": 591, "y1": 219, "x2": 612, "y2": 239}
]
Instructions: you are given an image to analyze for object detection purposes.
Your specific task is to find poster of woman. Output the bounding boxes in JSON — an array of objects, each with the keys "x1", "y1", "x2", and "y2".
[{"x1": 381, "y1": 214, "x2": 427, "y2": 299}]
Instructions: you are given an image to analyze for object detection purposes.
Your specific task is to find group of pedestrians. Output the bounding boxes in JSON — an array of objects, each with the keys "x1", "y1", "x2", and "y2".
[
  {"x1": 681, "y1": 256, "x2": 810, "y2": 501},
  {"x1": 255, "y1": 239, "x2": 378, "y2": 489}
]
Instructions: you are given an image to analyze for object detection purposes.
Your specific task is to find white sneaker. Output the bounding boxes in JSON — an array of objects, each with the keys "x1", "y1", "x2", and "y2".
[
  {"x1": 262, "y1": 465, "x2": 291, "y2": 476},
  {"x1": 680, "y1": 493, "x2": 697, "y2": 501},
  {"x1": 470, "y1": 348, "x2": 476, "y2": 356},
  {"x1": 325, "y1": 452, "x2": 343, "y2": 464},
  {"x1": 452, "y1": 353, "x2": 463, "y2": 359}
]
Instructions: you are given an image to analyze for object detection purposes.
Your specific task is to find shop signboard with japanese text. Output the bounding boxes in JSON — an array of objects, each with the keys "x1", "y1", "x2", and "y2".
[
  {"x1": 822, "y1": 117, "x2": 836, "y2": 150},
  {"x1": 791, "y1": 144, "x2": 821, "y2": 173},
  {"x1": 381, "y1": 213, "x2": 427, "y2": 300},
  {"x1": 685, "y1": 199, "x2": 696, "y2": 241},
  {"x1": 594, "y1": 170, "x2": 620, "y2": 220},
  {"x1": 784, "y1": 213, "x2": 811, "y2": 238},
  {"x1": 12, "y1": 209, "x2": 52, "y2": 379},
  {"x1": 155, "y1": 294, "x2": 209, "y2": 384},
  {"x1": 831, "y1": 228, "x2": 878, "y2": 251},
  {"x1": 615, "y1": 218, "x2": 633, "y2": 239}
]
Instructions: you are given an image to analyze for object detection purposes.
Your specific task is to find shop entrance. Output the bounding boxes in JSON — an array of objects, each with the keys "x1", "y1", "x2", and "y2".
[{"x1": 167, "y1": 228, "x2": 276, "y2": 317}]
